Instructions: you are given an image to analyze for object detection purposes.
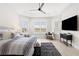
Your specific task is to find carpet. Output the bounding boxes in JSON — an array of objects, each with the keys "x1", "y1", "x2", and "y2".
[
  {"x1": 33, "y1": 42, "x2": 61, "y2": 56},
  {"x1": 41, "y1": 42, "x2": 61, "y2": 56}
]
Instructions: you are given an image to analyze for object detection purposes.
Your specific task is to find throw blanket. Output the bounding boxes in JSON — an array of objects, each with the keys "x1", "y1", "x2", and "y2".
[{"x1": 0, "y1": 36, "x2": 37, "y2": 56}]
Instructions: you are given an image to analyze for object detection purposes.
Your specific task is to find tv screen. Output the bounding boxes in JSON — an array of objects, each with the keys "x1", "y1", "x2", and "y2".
[{"x1": 62, "y1": 15, "x2": 77, "y2": 31}]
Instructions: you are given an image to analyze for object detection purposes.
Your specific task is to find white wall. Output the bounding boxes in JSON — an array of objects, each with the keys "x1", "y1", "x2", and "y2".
[
  {"x1": 0, "y1": 4, "x2": 21, "y2": 39},
  {"x1": 0, "y1": 4, "x2": 21, "y2": 32},
  {"x1": 51, "y1": 16, "x2": 62, "y2": 40},
  {"x1": 55, "y1": 4, "x2": 79, "y2": 49}
]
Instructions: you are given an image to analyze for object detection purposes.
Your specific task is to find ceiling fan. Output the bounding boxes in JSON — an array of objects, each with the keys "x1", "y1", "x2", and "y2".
[{"x1": 29, "y1": 3, "x2": 46, "y2": 14}]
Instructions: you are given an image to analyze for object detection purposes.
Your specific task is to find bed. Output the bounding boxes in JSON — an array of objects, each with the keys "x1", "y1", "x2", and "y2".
[{"x1": 0, "y1": 36, "x2": 37, "y2": 56}]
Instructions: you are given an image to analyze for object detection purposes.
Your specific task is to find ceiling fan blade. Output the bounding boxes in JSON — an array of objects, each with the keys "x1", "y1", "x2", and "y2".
[
  {"x1": 39, "y1": 3, "x2": 40, "y2": 8},
  {"x1": 39, "y1": 3, "x2": 44, "y2": 9},
  {"x1": 40, "y1": 10, "x2": 46, "y2": 14},
  {"x1": 29, "y1": 9, "x2": 38, "y2": 11}
]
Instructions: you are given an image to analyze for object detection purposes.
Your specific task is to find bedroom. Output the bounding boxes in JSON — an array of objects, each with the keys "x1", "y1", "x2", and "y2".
[{"x1": 0, "y1": 3, "x2": 79, "y2": 56}]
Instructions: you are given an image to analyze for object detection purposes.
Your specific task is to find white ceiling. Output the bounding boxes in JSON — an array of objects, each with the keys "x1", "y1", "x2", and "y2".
[{"x1": 0, "y1": 3, "x2": 70, "y2": 17}]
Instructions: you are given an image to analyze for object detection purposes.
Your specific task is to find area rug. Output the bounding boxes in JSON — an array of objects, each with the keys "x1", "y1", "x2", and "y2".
[
  {"x1": 41, "y1": 42, "x2": 61, "y2": 56},
  {"x1": 33, "y1": 42, "x2": 61, "y2": 56}
]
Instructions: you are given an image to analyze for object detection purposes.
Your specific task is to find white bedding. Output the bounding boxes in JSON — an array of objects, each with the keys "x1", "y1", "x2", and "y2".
[{"x1": 0, "y1": 36, "x2": 37, "y2": 56}]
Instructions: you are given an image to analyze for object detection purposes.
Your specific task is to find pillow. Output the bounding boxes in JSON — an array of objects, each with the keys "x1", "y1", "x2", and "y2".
[
  {"x1": 11, "y1": 33, "x2": 15, "y2": 39},
  {"x1": 24, "y1": 34, "x2": 30, "y2": 37},
  {"x1": 14, "y1": 33, "x2": 23, "y2": 39},
  {"x1": 0, "y1": 33, "x2": 3, "y2": 40}
]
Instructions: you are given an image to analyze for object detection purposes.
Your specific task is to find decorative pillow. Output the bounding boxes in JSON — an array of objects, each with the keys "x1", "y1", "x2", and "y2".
[
  {"x1": 0, "y1": 33, "x2": 3, "y2": 40},
  {"x1": 10, "y1": 33, "x2": 15, "y2": 39},
  {"x1": 24, "y1": 34, "x2": 30, "y2": 37}
]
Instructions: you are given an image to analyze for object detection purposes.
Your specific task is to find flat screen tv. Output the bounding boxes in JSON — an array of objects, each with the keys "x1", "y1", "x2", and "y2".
[{"x1": 62, "y1": 15, "x2": 77, "y2": 31}]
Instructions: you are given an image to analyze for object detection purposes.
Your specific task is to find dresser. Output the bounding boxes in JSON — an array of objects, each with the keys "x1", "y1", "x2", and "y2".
[{"x1": 60, "y1": 33, "x2": 72, "y2": 46}]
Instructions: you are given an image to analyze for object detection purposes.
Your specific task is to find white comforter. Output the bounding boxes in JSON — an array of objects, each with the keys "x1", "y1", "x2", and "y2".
[{"x1": 0, "y1": 36, "x2": 37, "y2": 56}]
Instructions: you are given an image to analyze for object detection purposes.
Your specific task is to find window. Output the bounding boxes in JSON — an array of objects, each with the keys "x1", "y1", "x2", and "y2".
[
  {"x1": 32, "y1": 19, "x2": 48, "y2": 34},
  {"x1": 20, "y1": 20, "x2": 29, "y2": 32},
  {"x1": 19, "y1": 16, "x2": 49, "y2": 35}
]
